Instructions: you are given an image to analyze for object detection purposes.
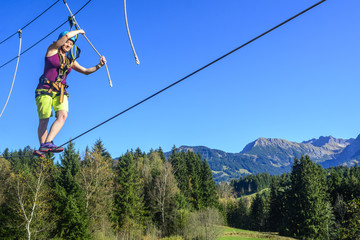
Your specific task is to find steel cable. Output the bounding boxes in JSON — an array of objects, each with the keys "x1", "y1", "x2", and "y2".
[
  {"x1": 0, "y1": 0, "x2": 93, "y2": 71},
  {"x1": 0, "y1": 0, "x2": 60, "y2": 45},
  {"x1": 57, "y1": 0, "x2": 327, "y2": 149},
  {"x1": 0, "y1": 0, "x2": 327, "y2": 158}
]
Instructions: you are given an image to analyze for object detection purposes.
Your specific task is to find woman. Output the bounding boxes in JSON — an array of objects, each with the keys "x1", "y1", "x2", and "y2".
[{"x1": 34, "y1": 29, "x2": 106, "y2": 157}]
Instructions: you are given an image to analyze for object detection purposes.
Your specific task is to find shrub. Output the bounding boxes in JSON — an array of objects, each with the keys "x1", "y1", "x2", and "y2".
[
  {"x1": 160, "y1": 236, "x2": 184, "y2": 240},
  {"x1": 184, "y1": 208, "x2": 224, "y2": 240}
]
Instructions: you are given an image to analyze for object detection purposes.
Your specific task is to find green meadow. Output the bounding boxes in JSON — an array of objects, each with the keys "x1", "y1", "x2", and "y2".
[{"x1": 218, "y1": 227, "x2": 296, "y2": 240}]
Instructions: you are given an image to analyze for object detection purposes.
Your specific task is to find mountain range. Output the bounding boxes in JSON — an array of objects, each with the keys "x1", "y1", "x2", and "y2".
[{"x1": 170, "y1": 135, "x2": 360, "y2": 182}]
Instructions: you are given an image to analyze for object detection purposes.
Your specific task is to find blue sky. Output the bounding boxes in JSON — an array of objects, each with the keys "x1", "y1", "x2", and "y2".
[{"x1": 0, "y1": 0, "x2": 359, "y2": 159}]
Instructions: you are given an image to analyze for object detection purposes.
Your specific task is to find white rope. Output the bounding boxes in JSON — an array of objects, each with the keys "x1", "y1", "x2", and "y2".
[
  {"x1": 0, "y1": 30, "x2": 22, "y2": 119},
  {"x1": 63, "y1": 0, "x2": 113, "y2": 87},
  {"x1": 124, "y1": 0, "x2": 140, "y2": 65}
]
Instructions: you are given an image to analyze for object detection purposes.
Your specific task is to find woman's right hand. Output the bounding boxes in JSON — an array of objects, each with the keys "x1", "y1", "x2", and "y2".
[{"x1": 77, "y1": 29, "x2": 85, "y2": 35}]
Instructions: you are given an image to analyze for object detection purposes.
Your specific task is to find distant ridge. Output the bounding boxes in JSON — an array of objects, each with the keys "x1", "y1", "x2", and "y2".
[{"x1": 167, "y1": 135, "x2": 359, "y2": 182}]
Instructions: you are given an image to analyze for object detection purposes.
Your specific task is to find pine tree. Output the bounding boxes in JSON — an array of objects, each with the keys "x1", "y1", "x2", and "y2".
[
  {"x1": 226, "y1": 197, "x2": 248, "y2": 230},
  {"x1": 157, "y1": 147, "x2": 166, "y2": 162},
  {"x1": 134, "y1": 147, "x2": 145, "y2": 160},
  {"x1": 185, "y1": 151, "x2": 202, "y2": 209},
  {"x1": 286, "y1": 155, "x2": 334, "y2": 239},
  {"x1": 237, "y1": 198, "x2": 249, "y2": 229},
  {"x1": 328, "y1": 170, "x2": 344, "y2": 204},
  {"x1": 268, "y1": 178, "x2": 286, "y2": 232},
  {"x1": 93, "y1": 139, "x2": 111, "y2": 159},
  {"x1": 0, "y1": 157, "x2": 22, "y2": 239},
  {"x1": 53, "y1": 142, "x2": 90, "y2": 239},
  {"x1": 200, "y1": 159, "x2": 219, "y2": 208},
  {"x1": 1, "y1": 148, "x2": 10, "y2": 158},
  {"x1": 113, "y1": 152, "x2": 145, "y2": 236},
  {"x1": 7, "y1": 146, "x2": 35, "y2": 172},
  {"x1": 249, "y1": 193, "x2": 267, "y2": 231},
  {"x1": 169, "y1": 147, "x2": 189, "y2": 197},
  {"x1": 339, "y1": 198, "x2": 360, "y2": 239}
]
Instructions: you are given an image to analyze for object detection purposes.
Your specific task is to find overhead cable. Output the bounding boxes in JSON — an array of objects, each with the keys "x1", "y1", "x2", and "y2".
[
  {"x1": 0, "y1": 0, "x2": 327, "y2": 158},
  {"x1": 0, "y1": 0, "x2": 60, "y2": 45},
  {"x1": 57, "y1": 0, "x2": 327, "y2": 149},
  {"x1": 0, "y1": 0, "x2": 93, "y2": 71}
]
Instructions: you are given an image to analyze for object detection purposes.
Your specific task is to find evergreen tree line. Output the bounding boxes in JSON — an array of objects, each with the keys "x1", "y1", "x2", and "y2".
[
  {"x1": 224, "y1": 155, "x2": 360, "y2": 239},
  {"x1": 0, "y1": 142, "x2": 221, "y2": 240},
  {"x1": 231, "y1": 173, "x2": 275, "y2": 196}
]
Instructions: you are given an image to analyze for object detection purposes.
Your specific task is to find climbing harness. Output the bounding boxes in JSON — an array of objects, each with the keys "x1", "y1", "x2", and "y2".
[
  {"x1": 124, "y1": 0, "x2": 140, "y2": 64},
  {"x1": 0, "y1": 30, "x2": 22, "y2": 119},
  {"x1": 37, "y1": 51, "x2": 74, "y2": 103},
  {"x1": 37, "y1": 76, "x2": 69, "y2": 104},
  {"x1": 62, "y1": 0, "x2": 113, "y2": 87},
  {"x1": 36, "y1": 17, "x2": 82, "y2": 104}
]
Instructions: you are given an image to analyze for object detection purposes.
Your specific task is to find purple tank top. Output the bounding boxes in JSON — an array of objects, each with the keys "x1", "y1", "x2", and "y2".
[{"x1": 36, "y1": 54, "x2": 72, "y2": 91}]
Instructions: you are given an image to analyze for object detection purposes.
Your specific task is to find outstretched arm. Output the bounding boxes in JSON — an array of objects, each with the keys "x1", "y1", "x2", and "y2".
[
  {"x1": 72, "y1": 56, "x2": 107, "y2": 75},
  {"x1": 46, "y1": 29, "x2": 85, "y2": 57}
]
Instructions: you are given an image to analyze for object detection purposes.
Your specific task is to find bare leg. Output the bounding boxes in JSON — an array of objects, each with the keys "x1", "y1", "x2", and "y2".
[
  {"x1": 38, "y1": 118, "x2": 49, "y2": 145},
  {"x1": 46, "y1": 110, "x2": 68, "y2": 143}
]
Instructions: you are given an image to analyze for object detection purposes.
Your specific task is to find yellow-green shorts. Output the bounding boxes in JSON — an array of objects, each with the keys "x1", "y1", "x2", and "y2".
[{"x1": 35, "y1": 89, "x2": 69, "y2": 119}]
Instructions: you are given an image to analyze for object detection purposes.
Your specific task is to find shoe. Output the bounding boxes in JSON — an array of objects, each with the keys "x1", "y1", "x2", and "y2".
[
  {"x1": 33, "y1": 150, "x2": 45, "y2": 158},
  {"x1": 39, "y1": 141, "x2": 64, "y2": 153}
]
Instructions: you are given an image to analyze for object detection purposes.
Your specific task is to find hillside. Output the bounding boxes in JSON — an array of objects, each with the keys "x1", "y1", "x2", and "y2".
[{"x1": 169, "y1": 135, "x2": 359, "y2": 182}]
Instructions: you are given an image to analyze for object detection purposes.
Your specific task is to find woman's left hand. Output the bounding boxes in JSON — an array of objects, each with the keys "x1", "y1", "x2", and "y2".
[{"x1": 100, "y1": 56, "x2": 107, "y2": 66}]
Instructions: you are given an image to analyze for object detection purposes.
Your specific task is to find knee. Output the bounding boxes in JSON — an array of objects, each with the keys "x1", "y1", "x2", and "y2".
[{"x1": 57, "y1": 111, "x2": 68, "y2": 122}]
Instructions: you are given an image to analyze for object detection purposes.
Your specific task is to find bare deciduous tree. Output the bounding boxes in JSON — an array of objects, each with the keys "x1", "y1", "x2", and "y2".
[
  {"x1": 12, "y1": 158, "x2": 53, "y2": 240},
  {"x1": 185, "y1": 208, "x2": 224, "y2": 240},
  {"x1": 150, "y1": 161, "x2": 179, "y2": 235},
  {"x1": 217, "y1": 182, "x2": 235, "y2": 199},
  {"x1": 79, "y1": 148, "x2": 114, "y2": 234}
]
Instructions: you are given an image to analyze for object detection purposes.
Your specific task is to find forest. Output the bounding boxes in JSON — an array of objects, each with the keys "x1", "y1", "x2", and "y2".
[
  {"x1": 1, "y1": 142, "x2": 360, "y2": 239},
  {"x1": 0, "y1": 141, "x2": 221, "y2": 240},
  {"x1": 225, "y1": 156, "x2": 360, "y2": 239}
]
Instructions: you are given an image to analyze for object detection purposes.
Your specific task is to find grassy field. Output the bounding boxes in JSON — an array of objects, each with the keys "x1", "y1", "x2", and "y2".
[{"x1": 219, "y1": 226, "x2": 296, "y2": 240}]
